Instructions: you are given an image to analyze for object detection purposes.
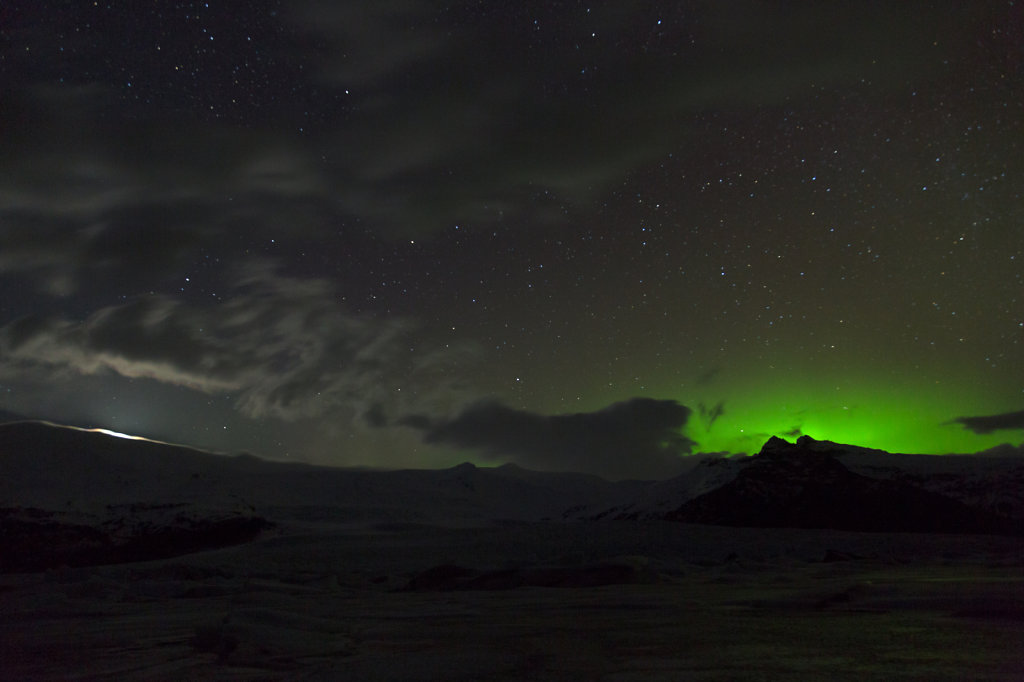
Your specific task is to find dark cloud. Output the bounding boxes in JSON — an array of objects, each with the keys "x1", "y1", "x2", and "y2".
[
  {"x1": 291, "y1": 1, "x2": 451, "y2": 87},
  {"x1": 697, "y1": 401, "x2": 725, "y2": 430},
  {"x1": 0, "y1": 220, "x2": 208, "y2": 299},
  {"x1": 3, "y1": 2, "x2": 1019, "y2": 465},
  {"x1": 0, "y1": 262, "x2": 473, "y2": 421},
  {"x1": 401, "y1": 398, "x2": 695, "y2": 480},
  {"x1": 278, "y1": 1, "x2": 986, "y2": 238},
  {"x1": 951, "y1": 410, "x2": 1024, "y2": 435},
  {"x1": 0, "y1": 81, "x2": 342, "y2": 298},
  {"x1": 2, "y1": 1, "x2": 1004, "y2": 272}
]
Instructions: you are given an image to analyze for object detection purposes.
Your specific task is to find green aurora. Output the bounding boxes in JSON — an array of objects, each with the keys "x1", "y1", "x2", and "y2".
[{"x1": 682, "y1": 378, "x2": 1019, "y2": 456}]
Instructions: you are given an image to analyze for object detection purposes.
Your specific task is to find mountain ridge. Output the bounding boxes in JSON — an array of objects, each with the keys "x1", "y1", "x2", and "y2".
[
  {"x1": 665, "y1": 436, "x2": 1019, "y2": 534},
  {"x1": 2, "y1": 420, "x2": 1022, "y2": 572}
]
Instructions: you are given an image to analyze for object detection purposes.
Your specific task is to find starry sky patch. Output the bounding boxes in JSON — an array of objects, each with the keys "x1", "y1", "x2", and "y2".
[{"x1": 1, "y1": 1, "x2": 1022, "y2": 475}]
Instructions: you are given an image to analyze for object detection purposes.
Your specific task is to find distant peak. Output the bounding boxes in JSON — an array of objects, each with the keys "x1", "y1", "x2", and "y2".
[
  {"x1": 794, "y1": 436, "x2": 851, "y2": 450},
  {"x1": 757, "y1": 435, "x2": 798, "y2": 456},
  {"x1": 756, "y1": 435, "x2": 839, "y2": 464},
  {"x1": 496, "y1": 462, "x2": 525, "y2": 471}
]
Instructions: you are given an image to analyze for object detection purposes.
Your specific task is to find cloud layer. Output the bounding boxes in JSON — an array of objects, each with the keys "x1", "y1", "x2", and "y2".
[
  {"x1": 0, "y1": 263, "x2": 468, "y2": 421},
  {"x1": 952, "y1": 410, "x2": 1024, "y2": 435},
  {"x1": 401, "y1": 398, "x2": 696, "y2": 480}
]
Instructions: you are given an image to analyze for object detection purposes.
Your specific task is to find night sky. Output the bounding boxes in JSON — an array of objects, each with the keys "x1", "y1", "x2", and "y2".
[{"x1": 2, "y1": 1, "x2": 1022, "y2": 478}]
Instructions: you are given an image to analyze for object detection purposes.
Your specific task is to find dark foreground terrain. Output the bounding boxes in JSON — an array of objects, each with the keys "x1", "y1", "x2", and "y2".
[
  {"x1": 2, "y1": 422, "x2": 1023, "y2": 680},
  {"x1": 2, "y1": 520, "x2": 1024, "y2": 681}
]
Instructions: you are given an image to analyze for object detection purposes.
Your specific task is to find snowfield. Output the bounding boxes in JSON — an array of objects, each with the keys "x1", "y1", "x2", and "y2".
[{"x1": 2, "y1": 421, "x2": 1024, "y2": 680}]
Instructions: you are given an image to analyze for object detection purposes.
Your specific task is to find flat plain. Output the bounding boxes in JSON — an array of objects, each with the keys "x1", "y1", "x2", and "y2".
[{"x1": 3, "y1": 520, "x2": 1023, "y2": 681}]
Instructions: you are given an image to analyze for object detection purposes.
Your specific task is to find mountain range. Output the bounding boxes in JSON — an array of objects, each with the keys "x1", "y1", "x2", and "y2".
[{"x1": 1, "y1": 420, "x2": 1022, "y2": 572}]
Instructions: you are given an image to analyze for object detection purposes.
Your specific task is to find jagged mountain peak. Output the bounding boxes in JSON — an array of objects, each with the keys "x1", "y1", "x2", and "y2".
[{"x1": 667, "y1": 436, "x2": 1017, "y2": 534}]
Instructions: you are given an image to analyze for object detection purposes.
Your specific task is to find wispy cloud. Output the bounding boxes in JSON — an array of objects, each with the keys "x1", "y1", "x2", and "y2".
[{"x1": 0, "y1": 262, "x2": 473, "y2": 421}]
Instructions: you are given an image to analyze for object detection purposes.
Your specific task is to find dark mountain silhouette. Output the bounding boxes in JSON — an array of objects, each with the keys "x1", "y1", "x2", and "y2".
[
  {"x1": 666, "y1": 436, "x2": 1016, "y2": 535},
  {"x1": 2, "y1": 421, "x2": 1022, "y2": 575}
]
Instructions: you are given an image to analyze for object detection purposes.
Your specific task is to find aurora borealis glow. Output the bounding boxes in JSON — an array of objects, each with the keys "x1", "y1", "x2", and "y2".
[
  {"x1": 681, "y1": 378, "x2": 1016, "y2": 457},
  {"x1": 1, "y1": 2, "x2": 1021, "y2": 475}
]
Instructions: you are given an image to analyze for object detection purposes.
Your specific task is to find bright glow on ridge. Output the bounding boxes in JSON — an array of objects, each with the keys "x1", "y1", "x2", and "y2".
[{"x1": 86, "y1": 427, "x2": 149, "y2": 441}]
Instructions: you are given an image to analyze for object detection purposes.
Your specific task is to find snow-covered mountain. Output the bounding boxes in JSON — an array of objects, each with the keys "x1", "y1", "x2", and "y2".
[
  {"x1": 663, "y1": 436, "x2": 1024, "y2": 533},
  {"x1": 791, "y1": 435, "x2": 1024, "y2": 521},
  {"x1": 0, "y1": 420, "x2": 629, "y2": 525},
  {"x1": 2, "y1": 420, "x2": 1022, "y2": 573},
  {"x1": 581, "y1": 454, "x2": 748, "y2": 520}
]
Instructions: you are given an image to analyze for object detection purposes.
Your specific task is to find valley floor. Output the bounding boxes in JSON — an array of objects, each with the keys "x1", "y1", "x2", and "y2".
[{"x1": 3, "y1": 521, "x2": 1024, "y2": 681}]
